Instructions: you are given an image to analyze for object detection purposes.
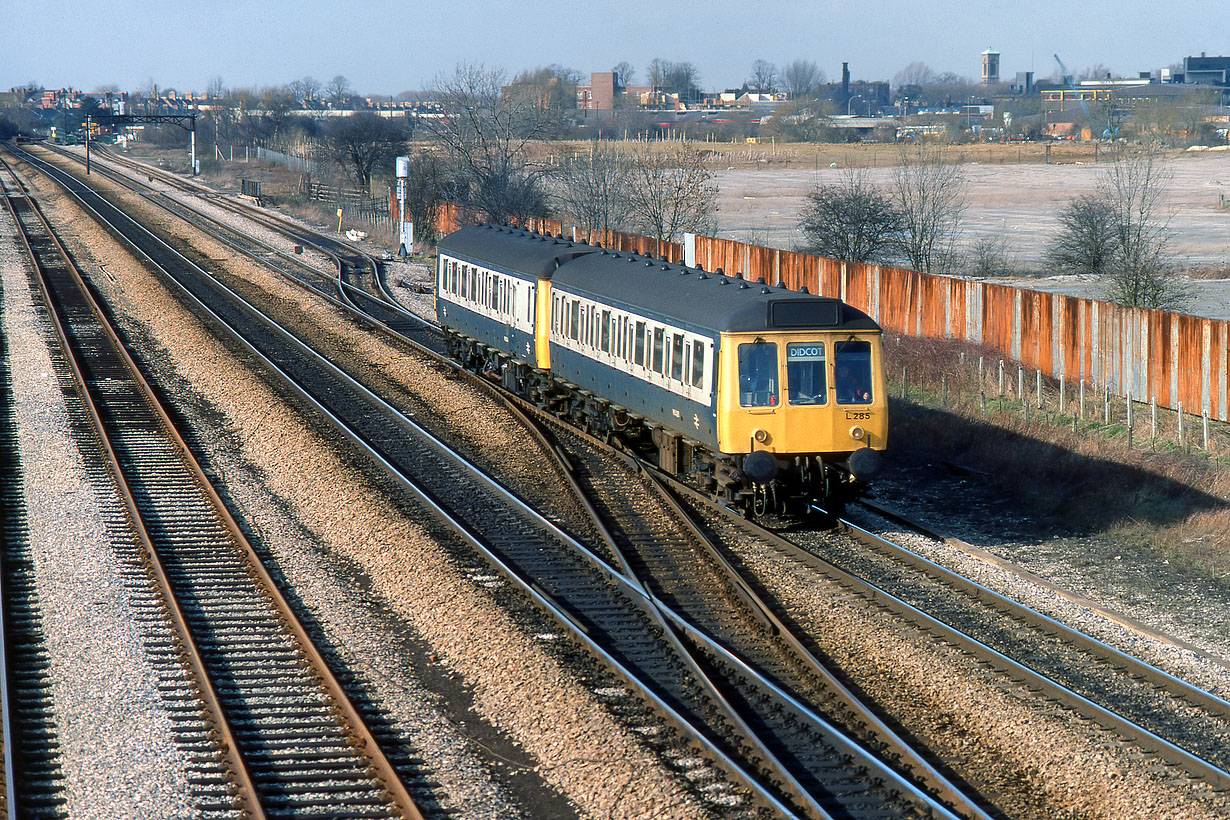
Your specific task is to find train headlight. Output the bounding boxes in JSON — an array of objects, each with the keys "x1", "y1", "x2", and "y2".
[
  {"x1": 753, "y1": 428, "x2": 769, "y2": 443},
  {"x1": 849, "y1": 426, "x2": 866, "y2": 441}
]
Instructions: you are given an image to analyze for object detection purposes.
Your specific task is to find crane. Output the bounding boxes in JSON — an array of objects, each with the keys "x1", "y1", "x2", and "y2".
[{"x1": 1054, "y1": 54, "x2": 1117, "y2": 138}]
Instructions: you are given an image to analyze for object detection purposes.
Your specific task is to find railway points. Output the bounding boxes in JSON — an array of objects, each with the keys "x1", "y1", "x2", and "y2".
[{"x1": 0, "y1": 141, "x2": 1225, "y2": 820}]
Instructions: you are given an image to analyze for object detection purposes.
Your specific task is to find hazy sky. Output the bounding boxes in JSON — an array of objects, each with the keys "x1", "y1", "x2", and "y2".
[{"x1": 5, "y1": 0, "x2": 1229, "y2": 96}]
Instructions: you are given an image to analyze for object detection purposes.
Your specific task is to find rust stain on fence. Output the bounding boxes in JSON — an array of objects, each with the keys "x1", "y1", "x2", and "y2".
[{"x1": 493, "y1": 218, "x2": 1229, "y2": 422}]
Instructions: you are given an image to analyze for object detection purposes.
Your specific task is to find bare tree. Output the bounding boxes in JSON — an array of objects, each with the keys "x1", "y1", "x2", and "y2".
[
  {"x1": 891, "y1": 144, "x2": 968, "y2": 273},
  {"x1": 550, "y1": 143, "x2": 634, "y2": 233},
  {"x1": 647, "y1": 58, "x2": 702, "y2": 99},
  {"x1": 1047, "y1": 194, "x2": 1120, "y2": 276},
  {"x1": 289, "y1": 75, "x2": 322, "y2": 103},
  {"x1": 320, "y1": 112, "x2": 407, "y2": 191},
  {"x1": 893, "y1": 61, "x2": 936, "y2": 88},
  {"x1": 1097, "y1": 144, "x2": 1185, "y2": 309},
  {"x1": 507, "y1": 65, "x2": 580, "y2": 137},
  {"x1": 760, "y1": 98, "x2": 841, "y2": 142},
  {"x1": 747, "y1": 59, "x2": 778, "y2": 94},
  {"x1": 1130, "y1": 88, "x2": 1220, "y2": 145},
  {"x1": 400, "y1": 151, "x2": 448, "y2": 244},
  {"x1": 1077, "y1": 63, "x2": 1117, "y2": 81},
  {"x1": 781, "y1": 59, "x2": 825, "y2": 99},
  {"x1": 964, "y1": 233, "x2": 1013, "y2": 278},
  {"x1": 625, "y1": 143, "x2": 717, "y2": 242},
  {"x1": 647, "y1": 58, "x2": 669, "y2": 89},
  {"x1": 326, "y1": 75, "x2": 351, "y2": 106},
  {"x1": 420, "y1": 62, "x2": 554, "y2": 224},
  {"x1": 612, "y1": 61, "x2": 635, "y2": 87},
  {"x1": 259, "y1": 85, "x2": 297, "y2": 139},
  {"x1": 207, "y1": 75, "x2": 226, "y2": 99},
  {"x1": 798, "y1": 170, "x2": 904, "y2": 263}
]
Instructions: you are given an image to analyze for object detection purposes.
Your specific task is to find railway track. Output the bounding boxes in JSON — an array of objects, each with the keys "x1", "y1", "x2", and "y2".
[
  {"x1": 87, "y1": 145, "x2": 439, "y2": 347},
  {"x1": 818, "y1": 509, "x2": 1230, "y2": 785},
  {"x1": 1, "y1": 154, "x2": 426, "y2": 818},
  {"x1": 17, "y1": 141, "x2": 1228, "y2": 815},
  {"x1": 5, "y1": 146, "x2": 988, "y2": 817}
]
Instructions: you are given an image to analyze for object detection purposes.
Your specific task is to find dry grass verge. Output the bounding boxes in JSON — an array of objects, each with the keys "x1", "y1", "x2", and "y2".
[{"x1": 884, "y1": 334, "x2": 1230, "y2": 580}]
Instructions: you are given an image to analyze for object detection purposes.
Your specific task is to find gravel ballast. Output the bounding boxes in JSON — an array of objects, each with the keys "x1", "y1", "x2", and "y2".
[
  {"x1": 1, "y1": 193, "x2": 193, "y2": 818},
  {"x1": 19, "y1": 144, "x2": 1230, "y2": 818},
  {"x1": 26, "y1": 147, "x2": 713, "y2": 818}
]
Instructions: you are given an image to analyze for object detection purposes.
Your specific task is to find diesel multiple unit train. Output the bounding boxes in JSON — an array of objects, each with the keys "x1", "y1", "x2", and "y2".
[{"x1": 435, "y1": 224, "x2": 887, "y2": 516}]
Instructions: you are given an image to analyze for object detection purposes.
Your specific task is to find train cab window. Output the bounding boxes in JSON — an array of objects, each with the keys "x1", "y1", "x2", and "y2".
[
  {"x1": 670, "y1": 334, "x2": 684, "y2": 381},
  {"x1": 691, "y1": 341, "x2": 705, "y2": 388},
  {"x1": 787, "y1": 343, "x2": 827, "y2": 405},
  {"x1": 634, "y1": 322, "x2": 646, "y2": 366},
  {"x1": 834, "y1": 340, "x2": 874, "y2": 405},
  {"x1": 739, "y1": 342, "x2": 779, "y2": 407},
  {"x1": 652, "y1": 329, "x2": 666, "y2": 373}
]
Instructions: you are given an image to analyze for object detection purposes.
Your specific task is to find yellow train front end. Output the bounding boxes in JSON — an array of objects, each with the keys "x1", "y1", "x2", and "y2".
[{"x1": 716, "y1": 328, "x2": 887, "y2": 513}]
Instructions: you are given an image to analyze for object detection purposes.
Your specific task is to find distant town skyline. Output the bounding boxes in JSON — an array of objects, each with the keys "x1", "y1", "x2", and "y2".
[{"x1": 4, "y1": 0, "x2": 1228, "y2": 96}]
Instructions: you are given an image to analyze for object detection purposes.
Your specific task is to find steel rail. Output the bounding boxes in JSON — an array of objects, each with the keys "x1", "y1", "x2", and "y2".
[
  {"x1": 97, "y1": 140, "x2": 1230, "y2": 794},
  {"x1": 53, "y1": 143, "x2": 442, "y2": 352},
  {"x1": 22, "y1": 145, "x2": 983, "y2": 819},
  {"x1": 497, "y1": 403, "x2": 841, "y2": 820},
  {"x1": 0, "y1": 155, "x2": 267, "y2": 818},
  {"x1": 3, "y1": 146, "x2": 427, "y2": 819},
  {"x1": 670, "y1": 463, "x2": 1230, "y2": 791},
  {"x1": 0, "y1": 161, "x2": 22, "y2": 820},
  {"x1": 506, "y1": 402, "x2": 989, "y2": 819},
  {"x1": 10, "y1": 143, "x2": 807, "y2": 818},
  {"x1": 851, "y1": 499, "x2": 1230, "y2": 714}
]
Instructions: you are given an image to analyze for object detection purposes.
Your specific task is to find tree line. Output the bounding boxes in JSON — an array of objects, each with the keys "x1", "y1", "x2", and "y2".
[{"x1": 797, "y1": 142, "x2": 1184, "y2": 310}]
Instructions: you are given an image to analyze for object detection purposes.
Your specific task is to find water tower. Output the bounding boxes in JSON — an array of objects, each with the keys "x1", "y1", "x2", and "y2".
[{"x1": 982, "y1": 48, "x2": 1001, "y2": 85}]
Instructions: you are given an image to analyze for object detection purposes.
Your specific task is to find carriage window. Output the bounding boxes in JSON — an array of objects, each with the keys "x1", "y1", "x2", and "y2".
[
  {"x1": 691, "y1": 341, "x2": 705, "y2": 388},
  {"x1": 652, "y1": 328, "x2": 665, "y2": 373},
  {"x1": 634, "y1": 321, "x2": 646, "y2": 366},
  {"x1": 739, "y1": 342, "x2": 779, "y2": 407},
  {"x1": 834, "y1": 340, "x2": 873, "y2": 405},
  {"x1": 569, "y1": 301, "x2": 580, "y2": 340},
  {"x1": 670, "y1": 334, "x2": 684, "y2": 381},
  {"x1": 601, "y1": 311, "x2": 611, "y2": 353},
  {"x1": 787, "y1": 343, "x2": 827, "y2": 405}
]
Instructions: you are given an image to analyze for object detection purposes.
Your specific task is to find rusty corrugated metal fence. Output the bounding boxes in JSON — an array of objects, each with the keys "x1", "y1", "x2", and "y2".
[{"x1": 506, "y1": 220, "x2": 1227, "y2": 421}]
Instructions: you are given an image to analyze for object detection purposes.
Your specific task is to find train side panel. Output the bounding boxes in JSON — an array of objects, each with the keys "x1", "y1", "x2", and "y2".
[
  {"x1": 545, "y1": 285, "x2": 720, "y2": 448},
  {"x1": 437, "y1": 251, "x2": 541, "y2": 367}
]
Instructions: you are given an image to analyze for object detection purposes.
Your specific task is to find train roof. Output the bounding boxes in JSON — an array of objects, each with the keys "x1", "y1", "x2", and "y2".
[
  {"x1": 438, "y1": 225, "x2": 880, "y2": 334},
  {"x1": 438, "y1": 224, "x2": 600, "y2": 279}
]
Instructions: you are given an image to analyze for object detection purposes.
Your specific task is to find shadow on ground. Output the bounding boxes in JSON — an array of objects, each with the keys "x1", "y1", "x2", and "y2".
[{"x1": 872, "y1": 401, "x2": 1228, "y2": 546}]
